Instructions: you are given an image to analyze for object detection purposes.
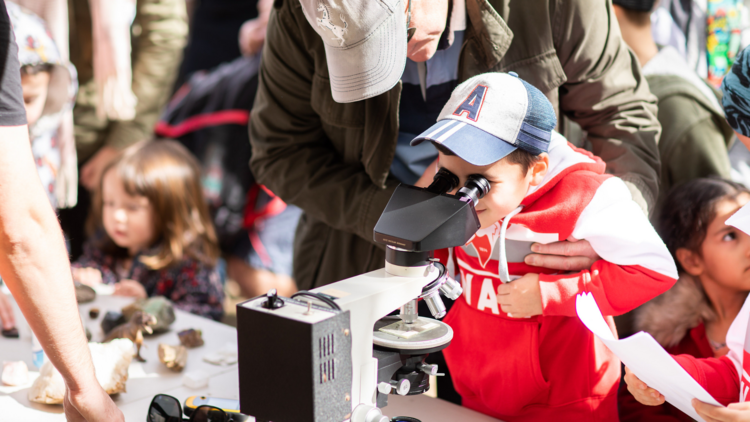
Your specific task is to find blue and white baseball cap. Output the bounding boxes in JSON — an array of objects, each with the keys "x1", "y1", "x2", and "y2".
[{"x1": 411, "y1": 72, "x2": 557, "y2": 166}]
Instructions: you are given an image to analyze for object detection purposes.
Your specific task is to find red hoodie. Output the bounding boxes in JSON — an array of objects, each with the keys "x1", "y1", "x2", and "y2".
[{"x1": 440, "y1": 133, "x2": 678, "y2": 421}]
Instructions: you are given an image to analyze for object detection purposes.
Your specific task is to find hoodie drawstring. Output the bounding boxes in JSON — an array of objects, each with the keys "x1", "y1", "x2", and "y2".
[{"x1": 498, "y1": 206, "x2": 524, "y2": 283}]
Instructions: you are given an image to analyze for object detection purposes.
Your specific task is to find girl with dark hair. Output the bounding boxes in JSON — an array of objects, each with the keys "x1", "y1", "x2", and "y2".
[
  {"x1": 619, "y1": 177, "x2": 750, "y2": 421},
  {"x1": 71, "y1": 140, "x2": 224, "y2": 321}
]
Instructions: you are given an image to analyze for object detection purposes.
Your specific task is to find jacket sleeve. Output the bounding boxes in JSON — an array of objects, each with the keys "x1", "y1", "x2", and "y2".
[
  {"x1": 553, "y1": 0, "x2": 661, "y2": 213},
  {"x1": 663, "y1": 102, "x2": 732, "y2": 186},
  {"x1": 672, "y1": 354, "x2": 740, "y2": 406},
  {"x1": 538, "y1": 177, "x2": 677, "y2": 316},
  {"x1": 105, "y1": 0, "x2": 188, "y2": 149},
  {"x1": 249, "y1": 3, "x2": 398, "y2": 243}
]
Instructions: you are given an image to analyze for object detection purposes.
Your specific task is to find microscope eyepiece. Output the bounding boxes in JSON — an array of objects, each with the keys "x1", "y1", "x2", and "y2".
[
  {"x1": 426, "y1": 167, "x2": 459, "y2": 195},
  {"x1": 456, "y1": 175, "x2": 490, "y2": 206}
]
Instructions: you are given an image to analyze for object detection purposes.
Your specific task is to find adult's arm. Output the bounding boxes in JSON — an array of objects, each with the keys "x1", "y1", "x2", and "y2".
[
  {"x1": 105, "y1": 0, "x2": 188, "y2": 149},
  {"x1": 0, "y1": 126, "x2": 123, "y2": 421},
  {"x1": 249, "y1": 2, "x2": 398, "y2": 243},
  {"x1": 555, "y1": 0, "x2": 661, "y2": 213}
]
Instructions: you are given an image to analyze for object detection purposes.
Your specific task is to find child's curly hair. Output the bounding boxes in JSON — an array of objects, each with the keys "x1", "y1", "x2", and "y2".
[{"x1": 88, "y1": 140, "x2": 220, "y2": 270}]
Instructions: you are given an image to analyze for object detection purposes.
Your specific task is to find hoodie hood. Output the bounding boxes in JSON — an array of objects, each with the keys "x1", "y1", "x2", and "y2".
[
  {"x1": 463, "y1": 132, "x2": 607, "y2": 282},
  {"x1": 6, "y1": 1, "x2": 76, "y2": 135},
  {"x1": 634, "y1": 273, "x2": 716, "y2": 348}
]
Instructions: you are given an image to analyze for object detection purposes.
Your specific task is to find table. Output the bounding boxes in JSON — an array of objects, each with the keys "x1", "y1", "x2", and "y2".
[{"x1": 0, "y1": 294, "x2": 501, "y2": 422}]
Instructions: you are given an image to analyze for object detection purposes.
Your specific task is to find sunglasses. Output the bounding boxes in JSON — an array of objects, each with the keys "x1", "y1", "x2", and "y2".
[{"x1": 147, "y1": 394, "x2": 233, "y2": 422}]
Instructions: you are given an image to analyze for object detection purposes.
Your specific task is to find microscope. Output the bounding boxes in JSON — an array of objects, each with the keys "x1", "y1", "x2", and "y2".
[{"x1": 236, "y1": 169, "x2": 489, "y2": 422}]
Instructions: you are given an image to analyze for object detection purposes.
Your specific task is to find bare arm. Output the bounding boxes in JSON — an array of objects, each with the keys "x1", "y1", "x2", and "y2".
[{"x1": 0, "y1": 125, "x2": 122, "y2": 422}]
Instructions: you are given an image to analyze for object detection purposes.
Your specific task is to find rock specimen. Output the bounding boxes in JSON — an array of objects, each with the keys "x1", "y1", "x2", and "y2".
[
  {"x1": 182, "y1": 370, "x2": 208, "y2": 389},
  {"x1": 158, "y1": 344, "x2": 188, "y2": 372},
  {"x1": 74, "y1": 282, "x2": 96, "y2": 303},
  {"x1": 2, "y1": 361, "x2": 29, "y2": 386},
  {"x1": 101, "y1": 311, "x2": 126, "y2": 335},
  {"x1": 105, "y1": 311, "x2": 157, "y2": 362},
  {"x1": 29, "y1": 339, "x2": 134, "y2": 404},
  {"x1": 89, "y1": 307, "x2": 100, "y2": 319},
  {"x1": 1, "y1": 327, "x2": 19, "y2": 338},
  {"x1": 178, "y1": 329, "x2": 204, "y2": 348},
  {"x1": 122, "y1": 296, "x2": 175, "y2": 334}
]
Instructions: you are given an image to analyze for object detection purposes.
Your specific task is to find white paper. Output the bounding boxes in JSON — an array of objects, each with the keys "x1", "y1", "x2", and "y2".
[
  {"x1": 576, "y1": 293, "x2": 722, "y2": 421},
  {"x1": 726, "y1": 203, "x2": 750, "y2": 235}
]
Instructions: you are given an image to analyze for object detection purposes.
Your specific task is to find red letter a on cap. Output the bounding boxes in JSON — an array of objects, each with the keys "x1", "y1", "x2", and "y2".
[{"x1": 453, "y1": 85, "x2": 488, "y2": 122}]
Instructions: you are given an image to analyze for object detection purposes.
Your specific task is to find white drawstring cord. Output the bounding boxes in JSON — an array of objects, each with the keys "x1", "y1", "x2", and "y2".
[{"x1": 498, "y1": 206, "x2": 524, "y2": 283}]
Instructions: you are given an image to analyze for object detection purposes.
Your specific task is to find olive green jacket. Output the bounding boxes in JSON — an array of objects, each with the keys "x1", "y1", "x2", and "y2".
[
  {"x1": 250, "y1": 0, "x2": 662, "y2": 290},
  {"x1": 647, "y1": 73, "x2": 733, "y2": 223},
  {"x1": 69, "y1": 0, "x2": 188, "y2": 162}
]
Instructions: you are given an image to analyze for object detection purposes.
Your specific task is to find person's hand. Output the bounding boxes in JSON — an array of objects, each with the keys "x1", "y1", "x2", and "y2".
[
  {"x1": 238, "y1": 0, "x2": 274, "y2": 56},
  {"x1": 624, "y1": 366, "x2": 665, "y2": 406},
  {"x1": 524, "y1": 239, "x2": 600, "y2": 272},
  {"x1": 113, "y1": 279, "x2": 147, "y2": 298},
  {"x1": 0, "y1": 293, "x2": 15, "y2": 330},
  {"x1": 64, "y1": 381, "x2": 124, "y2": 422},
  {"x1": 693, "y1": 399, "x2": 750, "y2": 421},
  {"x1": 80, "y1": 146, "x2": 119, "y2": 192},
  {"x1": 72, "y1": 267, "x2": 103, "y2": 287},
  {"x1": 496, "y1": 273, "x2": 542, "y2": 318}
]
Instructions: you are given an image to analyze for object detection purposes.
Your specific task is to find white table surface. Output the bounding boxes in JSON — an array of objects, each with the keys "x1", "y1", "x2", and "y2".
[{"x1": 0, "y1": 294, "x2": 501, "y2": 422}]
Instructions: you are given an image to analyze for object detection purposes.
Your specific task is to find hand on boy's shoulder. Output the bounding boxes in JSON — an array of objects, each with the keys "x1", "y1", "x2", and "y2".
[
  {"x1": 113, "y1": 279, "x2": 147, "y2": 299},
  {"x1": 496, "y1": 273, "x2": 542, "y2": 318},
  {"x1": 524, "y1": 239, "x2": 600, "y2": 272}
]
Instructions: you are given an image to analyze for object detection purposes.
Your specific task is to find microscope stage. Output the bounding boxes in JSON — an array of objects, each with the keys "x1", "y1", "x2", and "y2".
[{"x1": 373, "y1": 316, "x2": 453, "y2": 354}]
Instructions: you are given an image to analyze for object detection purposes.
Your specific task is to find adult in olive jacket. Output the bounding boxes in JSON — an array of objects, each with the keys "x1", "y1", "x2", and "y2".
[{"x1": 250, "y1": 0, "x2": 662, "y2": 291}]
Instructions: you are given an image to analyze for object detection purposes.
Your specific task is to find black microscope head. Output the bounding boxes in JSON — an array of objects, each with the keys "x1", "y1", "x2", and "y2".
[{"x1": 373, "y1": 170, "x2": 489, "y2": 265}]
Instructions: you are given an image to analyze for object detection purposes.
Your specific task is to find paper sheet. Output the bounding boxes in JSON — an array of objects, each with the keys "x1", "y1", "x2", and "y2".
[
  {"x1": 576, "y1": 293, "x2": 722, "y2": 421},
  {"x1": 727, "y1": 203, "x2": 750, "y2": 235}
]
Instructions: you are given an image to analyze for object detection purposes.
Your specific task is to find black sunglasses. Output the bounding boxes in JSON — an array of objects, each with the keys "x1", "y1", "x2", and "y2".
[{"x1": 147, "y1": 394, "x2": 231, "y2": 422}]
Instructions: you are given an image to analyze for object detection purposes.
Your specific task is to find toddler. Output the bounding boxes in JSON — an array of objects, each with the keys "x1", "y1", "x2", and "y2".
[
  {"x1": 414, "y1": 72, "x2": 677, "y2": 420},
  {"x1": 7, "y1": 1, "x2": 77, "y2": 208},
  {"x1": 619, "y1": 178, "x2": 750, "y2": 421},
  {"x1": 72, "y1": 140, "x2": 225, "y2": 321}
]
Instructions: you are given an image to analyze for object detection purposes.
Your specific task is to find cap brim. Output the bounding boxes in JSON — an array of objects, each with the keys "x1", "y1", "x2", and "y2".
[
  {"x1": 324, "y1": 4, "x2": 407, "y2": 103},
  {"x1": 411, "y1": 119, "x2": 517, "y2": 166}
]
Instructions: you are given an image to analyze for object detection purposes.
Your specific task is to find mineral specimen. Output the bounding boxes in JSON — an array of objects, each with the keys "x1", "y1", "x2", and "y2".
[
  {"x1": 178, "y1": 329, "x2": 204, "y2": 348},
  {"x1": 29, "y1": 339, "x2": 134, "y2": 404},
  {"x1": 2, "y1": 361, "x2": 29, "y2": 386},
  {"x1": 158, "y1": 344, "x2": 188, "y2": 372},
  {"x1": 122, "y1": 296, "x2": 175, "y2": 334},
  {"x1": 89, "y1": 307, "x2": 100, "y2": 319},
  {"x1": 101, "y1": 311, "x2": 126, "y2": 335}
]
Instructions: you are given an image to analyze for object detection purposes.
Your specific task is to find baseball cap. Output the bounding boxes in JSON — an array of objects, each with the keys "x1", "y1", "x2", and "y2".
[
  {"x1": 411, "y1": 72, "x2": 557, "y2": 166},
  {"x1": 299, "y1": 0, "x2": 407, "y2": 104}
]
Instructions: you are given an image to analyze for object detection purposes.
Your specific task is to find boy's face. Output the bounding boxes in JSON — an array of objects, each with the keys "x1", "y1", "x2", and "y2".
[
  {"x1": 21, "y1": 71, "x2": 50, "y2": 126},
  {"x1": 438, "y1": 151, "x2": 549, "y2": 229}
]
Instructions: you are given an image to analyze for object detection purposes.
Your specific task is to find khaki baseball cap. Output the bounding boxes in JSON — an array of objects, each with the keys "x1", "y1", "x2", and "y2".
[{"x1": 299, "y1": 0, "x2": 407, "y2": 103}]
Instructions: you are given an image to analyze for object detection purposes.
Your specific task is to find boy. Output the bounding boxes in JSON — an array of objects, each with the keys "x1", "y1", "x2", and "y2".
[
  {"x1": 411, "y1": 72, "x2": 678, "y2": 421},
  {"x1": 7, "y1": 2, "x2": 77, "y2": 208}
]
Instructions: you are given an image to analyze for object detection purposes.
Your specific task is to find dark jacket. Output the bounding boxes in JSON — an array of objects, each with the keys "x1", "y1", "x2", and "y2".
[
  {"x1": 250, "y1": 0, "x2": 662, "y2": 290},
  {"x1": 644, "y1": 47, "x2": 734, "y2": 223}
]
